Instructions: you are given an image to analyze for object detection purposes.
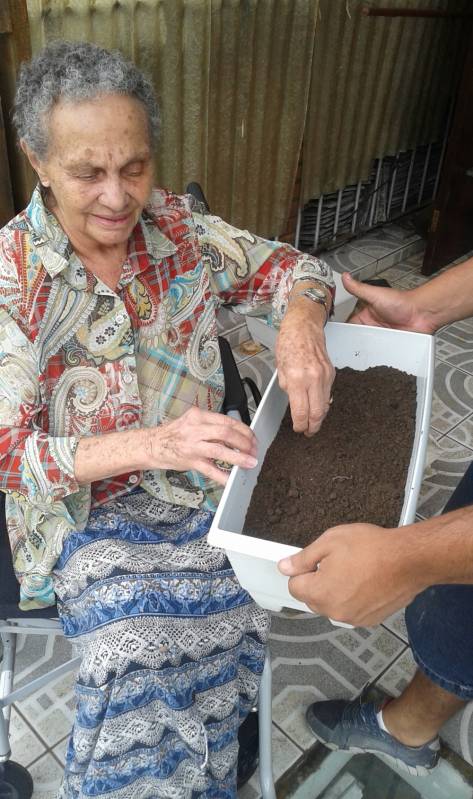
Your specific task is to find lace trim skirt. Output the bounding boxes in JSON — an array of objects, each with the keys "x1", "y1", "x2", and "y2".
[{"x1": 52, "y1": 494, "x2": 270, "y2": 799}]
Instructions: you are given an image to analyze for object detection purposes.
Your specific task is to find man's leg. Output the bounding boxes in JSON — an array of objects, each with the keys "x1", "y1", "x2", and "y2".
[
  {"x1": 382, "y1": 669, "x2": 465, "y2": 747},
  {"x1": 305, "y1": 462, "x2": 473, "y2": 773},
  {"x1": 384, "y1": 460, "x2": 473, "y2": 744}
]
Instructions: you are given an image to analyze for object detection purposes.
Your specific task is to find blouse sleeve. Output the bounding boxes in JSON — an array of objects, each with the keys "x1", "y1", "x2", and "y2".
[
  {"x1": 192, "y1": 210, "x2": 334, "y2": 326},
  {"x1": 0, "y1": 233, "x2": 81, "y2": 505}
]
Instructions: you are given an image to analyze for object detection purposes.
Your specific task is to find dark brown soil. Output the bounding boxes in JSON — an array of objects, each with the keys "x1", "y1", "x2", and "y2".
[{"x1": 244, "y1": 366, "x2": 417, "y2": 547}]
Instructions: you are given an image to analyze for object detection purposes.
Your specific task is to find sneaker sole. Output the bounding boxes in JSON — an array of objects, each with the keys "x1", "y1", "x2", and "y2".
[{"x1": 315, "y1": 737, "x2": 434, "y2": 777}]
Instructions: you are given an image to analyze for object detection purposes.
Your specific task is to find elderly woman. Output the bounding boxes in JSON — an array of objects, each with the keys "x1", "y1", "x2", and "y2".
[{"x1": 2, "y1": 41, "x2": 334, "y2": 798}]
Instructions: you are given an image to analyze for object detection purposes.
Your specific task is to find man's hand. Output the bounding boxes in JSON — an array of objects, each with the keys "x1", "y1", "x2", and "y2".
[
  {"x1": 278, "y1": 523, "x2": 426, "y2": 627},
  {"x1": 276, "y1": 285, "x2": 335, "y2": 436},
  {"x1": 342, "y1": 273, "x2": 436, "y2": 333}
]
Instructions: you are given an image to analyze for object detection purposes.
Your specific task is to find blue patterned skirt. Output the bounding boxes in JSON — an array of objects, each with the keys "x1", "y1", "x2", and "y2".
[{"x1": 53, "y1": 491, "x2": 270, "y2": 798}]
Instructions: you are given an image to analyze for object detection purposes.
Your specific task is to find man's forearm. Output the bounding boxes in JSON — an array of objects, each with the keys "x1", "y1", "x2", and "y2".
[
  {"x1": 403, "y1": 505, "x2": 473, "y2": 590},
  {"x1": 412, "y1": 256, "x2": 473, "y2": 332}
]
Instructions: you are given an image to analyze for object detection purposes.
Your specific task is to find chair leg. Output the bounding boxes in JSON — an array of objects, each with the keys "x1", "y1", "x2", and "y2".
[
  {"x1": 0, "y1": 631, "x2": 15, "y2": 761},
  {"x1": 258, "y1": 647, "x2": 276, "y2": 799}
]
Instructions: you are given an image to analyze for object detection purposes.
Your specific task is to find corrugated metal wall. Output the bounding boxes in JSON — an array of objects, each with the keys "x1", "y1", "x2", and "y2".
[
  {"x1": 302, "y1": 0, "x2": 470, "y2": 204},
  {"x1": 27, "y1": 0, "x2": 319, "y2": 237},
  {"x1": 24, "y1": 0, "x2": 471, "y2": 237}
]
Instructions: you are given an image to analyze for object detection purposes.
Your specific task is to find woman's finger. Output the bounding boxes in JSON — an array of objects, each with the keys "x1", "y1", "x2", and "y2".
[{"x1": 200, "y1": 441, "x2": 258, "y2": 470}]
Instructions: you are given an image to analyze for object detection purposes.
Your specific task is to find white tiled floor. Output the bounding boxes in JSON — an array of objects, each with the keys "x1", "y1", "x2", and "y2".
[{"x1": 4, "y1": 224, "x2": 473, "y2": 798}]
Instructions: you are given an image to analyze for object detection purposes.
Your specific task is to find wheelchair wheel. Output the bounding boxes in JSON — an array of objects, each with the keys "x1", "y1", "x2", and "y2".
[{"x1": 0, "y1": 761, "x2": 33, "y2": 799}]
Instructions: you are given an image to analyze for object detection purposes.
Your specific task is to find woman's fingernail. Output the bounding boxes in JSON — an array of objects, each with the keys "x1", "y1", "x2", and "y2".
[{"x1": 246, "y1": 456, "x2": 258, "y2": 468}]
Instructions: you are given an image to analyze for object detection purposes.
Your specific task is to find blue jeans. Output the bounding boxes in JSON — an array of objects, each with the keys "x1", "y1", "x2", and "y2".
[{"x1": 406, "y1": 462, "x2": 473, "y2": 700}]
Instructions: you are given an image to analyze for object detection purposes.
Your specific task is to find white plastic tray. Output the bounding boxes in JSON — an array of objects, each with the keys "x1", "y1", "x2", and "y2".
[{"x1": 208, "y1": 322, "x2": 435, "y2": 614}]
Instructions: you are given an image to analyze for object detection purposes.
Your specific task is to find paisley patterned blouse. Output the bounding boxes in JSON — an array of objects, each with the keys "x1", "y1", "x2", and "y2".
[{"x1": 0, "y1": 186, "x2": 333, "y2": 609}]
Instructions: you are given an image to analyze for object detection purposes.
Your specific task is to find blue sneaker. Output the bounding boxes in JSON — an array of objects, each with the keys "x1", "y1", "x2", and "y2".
[{"x1": 306, "y1": 698, "x2": 440, "y2": 776}]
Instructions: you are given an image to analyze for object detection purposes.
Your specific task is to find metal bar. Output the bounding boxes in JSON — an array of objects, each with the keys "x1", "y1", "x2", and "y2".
[
  {"x1": 369, "y1": 159, "x2": 383, "y2": 228},
  {"x1": 258, "y1": 647, "x2": 276, "y2": 799},
  {"x1": 0, "y1": 656, "x2": 81, "y2": 710},
  {"x1": 294, "y1": 206, "x2": 302, "y2": 250},
  {"x1": 4, "y1": 617, "x2": 59, "y2": 626},
  {"x1": 387, "y1": 160, "x2": 398, "y2": 218},
  {"x1": 351, "y1": 181, "x2": 362, "y2": 233},
  {"x1": 361, "y1": 6, "x2": 473, "y2": 18},
  {"x1": 402, "y1": 150, "x2": 416, "y2": 213},
  {"x1": 332, "y1": 189, "x2": 343, "y2": 239},
  {"x1": 314, "y1": 195, "x2": 323, "y2": 249},
  {"x1": 0, "y1": 622, "x2": 62, "y2": 636},
  {"x1": 418, "y1": 143, "x2": 432, "y2": 205},
  {"x1": 0, "y1": 632, "x2": 15, "y2": 756}
]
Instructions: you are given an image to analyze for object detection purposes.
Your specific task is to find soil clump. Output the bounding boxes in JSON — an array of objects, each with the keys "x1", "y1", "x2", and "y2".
[{"x1": 244, "y1": 366, "x2": 417, "y2": 548}]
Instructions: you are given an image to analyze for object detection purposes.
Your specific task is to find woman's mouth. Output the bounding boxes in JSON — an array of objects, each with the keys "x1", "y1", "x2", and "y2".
[{"x1": 92, "y1": 213, "x2": 132, "y2": 228}]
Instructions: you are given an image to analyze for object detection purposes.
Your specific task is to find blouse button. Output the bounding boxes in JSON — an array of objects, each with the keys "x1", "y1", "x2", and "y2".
[
  {"x1": 128, "y1": 474, "x2": 139, "y2": 485},
  {"x1": 122, "y1": 373, "x2": 133, "y2": 384},
  {"x1": 116, "y1": 313, "x2": 126, "y2": 324}
]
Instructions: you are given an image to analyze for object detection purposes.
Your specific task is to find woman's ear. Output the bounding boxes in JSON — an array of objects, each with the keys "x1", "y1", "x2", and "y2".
[{"x1": 20, "y1": 139, "x2": 50, "y2": 187}]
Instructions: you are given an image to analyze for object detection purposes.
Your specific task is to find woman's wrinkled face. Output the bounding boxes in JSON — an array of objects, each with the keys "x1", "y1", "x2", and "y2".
[{"x1": 27, "y1": 94, "x2": 154, "y2": 250}]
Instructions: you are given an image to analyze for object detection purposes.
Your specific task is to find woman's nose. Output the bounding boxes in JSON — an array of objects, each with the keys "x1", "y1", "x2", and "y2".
[{"x1": 99, "y1": 177, "x2": 128, "y2": 211}]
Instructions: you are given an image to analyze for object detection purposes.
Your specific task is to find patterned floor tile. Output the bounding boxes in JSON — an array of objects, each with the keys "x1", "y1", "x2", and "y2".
[
  {"x1": 375, "y1": 647, "x2": 416, "y2": 698},
  {"x1": 372, "y1": 262, "x2": 417, "y2": 285},
  {"x1": 447, "y1": 413, "x2": 473, "y2": 449},
  {"x1": 272, "y1": 685, "x2": 323, "y2": 751},
  {"x1": 417, "y1": 433, "x2": 473, "y2": 518},
  {"x1": 351, "y1": 261, "x2": 377, "y2": 282},
  {"x1": 217, "y1": 305, "x2": 247, "y2": 332},
  {"x1": 401, "y1": 250, "x2": 425, "y2": 269},
  {"x1": 351, "y1": 225, "x2": 420, "y2": 259},
  {"x1": 376, "y1": 246, "x2": 409, "y2": 275},
  {"x1": 236, "y1": 349, "x2": 276, "y2": 396},
  {"x1": 270, "y1": 614, "x2": 405, "y2": 708},
  {"x1": 35, "y1": 704, "x2": 74, "y2": 748},
  {"x1": 429, "y1": 360, "x2": 473, "y2": 435},
  {"x1": 320, "y1": 245, "x2": 377, "y2": 275},
  {"x1": 223, "y1": 324, "x2": 267, "y2": 364},
  {"x1": 13, "y1": 631, "x2": 73, "y2": 691},
  {"x1": 7, "y1": 706, "x2": 46, "y2": 767},
  {"x1": 436, "y1": 318, "x2": 473, "y2": 376},
  {"x1": 52, "y1": 735, "x2": 69, "y2": 767},
  {"x1": 237, "y1": 724, "x2": 303, "y2": 799},
  {"x1": 29, "y1": 752, "x2": 65, "y2": 799},
  {"x1": 381, "y1": 609, "x2": 408, "y2": 644},
  {"x1": 393, "y1": 270, "x2": 430, "y2": 290}
]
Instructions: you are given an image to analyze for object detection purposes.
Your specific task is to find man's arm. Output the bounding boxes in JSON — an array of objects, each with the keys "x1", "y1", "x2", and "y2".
[
  {"x1": 278, "y1": 507, "x2": 473, "y2": 627},
  {"x1": 343, "y1": 255, "x2": 473, "y2": 333}
]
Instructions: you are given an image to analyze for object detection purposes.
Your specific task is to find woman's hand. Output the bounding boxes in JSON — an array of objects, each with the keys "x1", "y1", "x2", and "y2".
[
  {"x1": 278, "y1": 523, "x2": 425, "y2": 627},
  {"x1": 148, "y1": 406, "x2": 258, "y2": 485},
  {"x1": 276, "y1": 296, "x2": 335, "y2": 437}
]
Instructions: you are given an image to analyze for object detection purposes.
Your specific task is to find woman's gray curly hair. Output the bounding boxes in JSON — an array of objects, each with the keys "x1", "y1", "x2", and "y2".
[{"x1": 13, "y1": 40, "x2": 160, "y2": 158}]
